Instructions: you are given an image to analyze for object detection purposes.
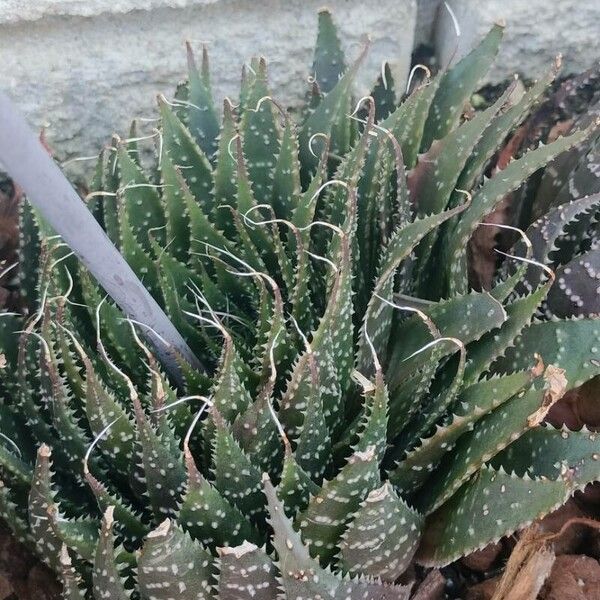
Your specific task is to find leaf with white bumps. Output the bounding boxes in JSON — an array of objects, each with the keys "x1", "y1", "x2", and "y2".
[
  {"x1": 415, "y1": 371, "x2": 565, "y2": 515},
  {"x1": 492, "y1": 317, "x2": 600, "y2": 389},
  {"x1": 178, "y1": 446, "x2": 259, "y2": 549},
  {"x1": 138, "y1": 519, "x2": 214, "y2": 600},
  {"x1": 390, "y1": 369, "x2": 536, "y2": 494},
  {"x1": 217, "y1": 541, "x2": 278, "y2": 600},
  {"x1": 338, "y1": 482, "x2": 423, "y2": 581},
  {"x1": 416, "y1": 465, "x2": 569, "y2": 567},
  {"x1": 492, "y1": 425, "x2": 600, "y2": 488},
  {"x1": 421, "y1": 24, "x2": 504, "y2": 150},
  {"x1": 296, "y1": 445, "x2": 380, "y2": 564},
  {"x1": 312, "y1": 9, "x2": 345, "y2": 94},
  {"x1": 93, "y1": 507, "x2": 131, "y2": 600}
]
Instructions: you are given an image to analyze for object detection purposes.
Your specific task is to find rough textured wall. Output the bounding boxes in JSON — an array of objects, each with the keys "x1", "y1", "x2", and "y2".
[
  {"x1": 0, "y1": 0, "x2": 416, "y2": 172},
  {"x1": 0, "y1": 0, "x2": 599, "y2": 176},
  {"x1": 435, "y1": 0, "x2": 600, "y2": 81}
]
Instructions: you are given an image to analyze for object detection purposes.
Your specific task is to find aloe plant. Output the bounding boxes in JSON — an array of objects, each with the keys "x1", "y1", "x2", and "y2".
[{"x1": 0, "y1": 10, "x2": 599, "y2": 599}]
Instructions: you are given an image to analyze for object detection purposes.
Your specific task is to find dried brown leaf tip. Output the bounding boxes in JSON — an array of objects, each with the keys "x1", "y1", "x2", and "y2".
[{"x1": 528, "y1": 365, "x2": 567, "y2": 426}]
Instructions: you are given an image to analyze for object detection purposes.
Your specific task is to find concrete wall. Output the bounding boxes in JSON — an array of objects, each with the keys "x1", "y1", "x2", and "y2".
[
  {"x1": 0, "y1": 0, "x2": 598, "y2": 176},
  {"x1": 0, "y1": 0, "x2": 416, "y2": 172},
  {"x1": 435, "y1": 0, "x2": 600, "y2": 81}
]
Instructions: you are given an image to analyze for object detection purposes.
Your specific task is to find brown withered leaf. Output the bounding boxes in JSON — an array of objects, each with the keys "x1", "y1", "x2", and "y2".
[{"x1": 528, "y1": 365, "x2": 567, "y2": 427}]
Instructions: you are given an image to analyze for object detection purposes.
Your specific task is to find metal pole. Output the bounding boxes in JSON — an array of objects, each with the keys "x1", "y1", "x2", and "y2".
[{"x1": 0, "y1": 91, "x2": 202, "y2": 378}]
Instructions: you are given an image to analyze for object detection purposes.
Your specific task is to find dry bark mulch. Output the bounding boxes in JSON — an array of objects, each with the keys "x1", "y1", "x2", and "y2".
[{"x1": 0, "y1": 522, "x2": 60, "y2": 600}]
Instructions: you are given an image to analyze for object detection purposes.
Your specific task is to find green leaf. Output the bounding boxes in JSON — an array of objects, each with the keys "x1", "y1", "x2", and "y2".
[
  {"x1": 116, "y1": 144, "x2": 165, "y2": 252},
  {"x1": 444, "y1": 125, "x2": 595, "y2": 296},
  {"x1": 159, "y1": 95, "x2": 215, "y2": 214},
  {"x1": 82, "y1": 352, "x2": 138, "y2": 478},
  {"x1": 125, "y1": 120, "x2": 142, "y2": 167},
  {"x1": 371, "y1": 62, "x2": 396, "y2": 121},
  {"x1": 390, "y1": 370, "x2": 536, "y2": 494},
  {"x1": 492, "y1": 317, "x2": 600, "y2": 389},
  {"x1": 547, "y1": 248, "x2": 600, "y2": 318},
  {"x1": 118, "y1": 202, "x2": 162, "y2": 300},
  {"x1": 464, "y1": 280, "x2": 552, "y2": 384},
  {"x1": 521, "y1": 194, "x2": 600, "y2": 290},
  {"x1": 208, "y1": 333, "x2": 252, "y2": 425},
  {"x1": 352, "y1": 370, "x2": 389, "y2": 462},
  {"x1": 230, "y1": 136, "x2": 281, "y2": 273},
  {"x1": 415, "y1": 385, "x2": 558, "y2": 514},
  {"x1": 178, "y1": 446, "x2": 259, "y2": 550},
  {"x1": 84, "y1": 469, "x2": 148, "y2": 547},
  {"x1": 240, "y1": 58, "x2": 281, "y2": 204},
  {"x1": 18, "y1": 199, "x2": 42, "y2": 309},
  {"x1": 421, "y1": 24, "x2": 504, "y2": 150},
  {"x1": 131, "y1": 393, "x2": 186, "y2": 520},
  {"x1": 78, "y1": 268, "x2": 141, "y2": 371},
  {"x1": 38, "y1": 330, "x2": 90, "y2": 473},
  {"x1": 386, "y1": 291, "x2": 506, "y2": 393},
  {"x1": 232, "y1": 384, "x2": 282, "y2": 473},
  {"x1": 138, "y1": 519, "x2": 214, "y2": 600},
  {"x1": 212, "y1": 409, "x2": 266, "y2": 519},
  {"x1": 15, "y1": 329, "x2": 58, "y2": 451},
  {"x1": 277, "y1": 446, "x2": 320, "y2": 517},
  {"x1": 48, "y1": 507, "x2": 99, "y2": 563},
  {"x1": 264, "y1": 474, "x2": 341, "y2": 598},
  {"x1": 355, "y1": 133, "x2": 403, "y2": 306},
  {"x1": 294, "y1": 354, "x2": 331, "y2": 482},
  {"x1": 102, "y1": 138, "x2": 123, "y2": 248},
  {"x1": 284, "y1": 227, "x2": 354, "y2": 434},
  {"x1": 0, "y1": 479, "x2": 35, "y2": 548},
  {"x1": 159, "y1": 150, "x2": 191, "y2": 261},
  {"x1": 411, "y1": 88, "x2": 514, "y2": 283},
  {"x1": 416, "y1": 465, "x2": 568, "y2": 567},
  {"x1": 93, "y1": 507, "x2": 131, "y2": 600},
  {"x1": 493, "y1": 425, "x2": 600, "y2": 488},
  {"x1": 385, "y1": 76, "x2": 440, "y2": 169},
  {"x1": 454, "y1": 63, "x2": 558, "y2": 200},
  {"x1": 265, "y1": 475, "x2": 411, "y2": 599},
  {"x1": 213, "y1": 99, "x2": 239, "y2": 233},
  {"x1": 411, "y1": 87, "x2": 511, "y2": 218},
  {"x1": 296, "y1": 445, "x2": 380, "y2": 564},
  {"x1": 299, "y1": 45, "x2": 366, "y2": 176},
  {"x1": 184, "y1": 42, "x2": 220, "y2": 159},
  {"x1": 271, "y1": 119, "x2": 302, "y2": 220},
  {"x1": 312, "y1": 9, "x2": 345, "y2": 94},
  {"x1": 387, "y1": 342, "x2": 449, "y2": 441},
  {"x1": 397, "y1": 341, "x2": 466, "y2": 451},
  {"x1": 217, "y1": 541, "x2": 278, "y2": 600},
  {"x1": 0, "y1": 404, "x2": 32, "y2": 486},
  {"x1": 357, "y1": 202, "x2": 470, "y2": 371},
  {"x1": 279, "y1": 349, "x2": 320, "y2": 437},
  {"x1": 338, "y1": 482, "x2": 423, "y2": 581}
]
